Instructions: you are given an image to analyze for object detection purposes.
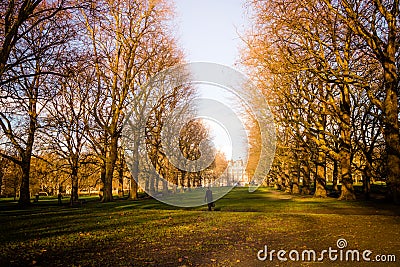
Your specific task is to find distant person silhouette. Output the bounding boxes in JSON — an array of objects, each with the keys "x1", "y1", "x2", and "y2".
[
  {"x1": 58, "y1": 192, "x2": 62, "y2": 205},
  {"x1": 204, "y1": 186, "x2": 214, "y2": 211}
]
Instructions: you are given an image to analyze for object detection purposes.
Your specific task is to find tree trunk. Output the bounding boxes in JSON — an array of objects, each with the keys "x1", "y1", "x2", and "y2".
[
  {"x1": 118, "y1": 155, "x2": 124, "y2": 198},
  {"x1": 129, "y1": 140, "x2": 140, "y2": 200},
  {"x1": 284, "y1": 162, "x2": 290, "y2": 192},
  {"x1": 180, "y1": 171, "x2": 186, "y2": 192},
  {"x1": 130, "y1": 179, "x2": 138, "y2": 200},
  {"x1": 70, "y1": 165, "x2": 79, "y2": 205},
  {"x1": 99, "y1": 163, "x2": 106, "y2": 201},
  {"x1": 18, "y1": 109, "x2": 36, "y2": 206},
  {"x1": 0, "y1": 167, "x2": 3, "y2": 196},
  {"x1": 276, "y1": 172, "x2": 282, "y2": 190},
  {"x1": 149, "y1": 168, "x2": 156, "y2": 194},
  {"x1": 338, "y1": 84, "x2": 356, "y2": 200},
  {"x1": 292, "y1": 180, "x2": 300, "y2": 194},
  {"x1": 314, "y1": 93, "x2": 327, "y2": 198},
  {"x1": 291, "y1": 162, "x2": 300, "y2": 194},
  {"x1": 103, "y1": 136, "x2": 118, "y2": 202},
  {"x1": 383, "y1": 68, "x2": 400, "y2": 204},
  {"x1": 332, "y1": 159, "x2": 339, "y2": 192},
  {"x1": 18, "y1": 161, "x2": 31, "y2": 206},
  {"x1": 301, "y1": 161, "x2": 311, "y2": 195},
  {"x1": 155, "y1": 176, "x2": 160, "y2": 192},
  {"x1": 162, "y1": 179, "x2": 168, "y2": 195},
  {"x1": 362, "y1": 164, "x2": 372, "y2": 201},
  {"x1": 314, "y1": 150, "x2": 327, "y2": 197},
  {"x1": 145, "y1": 175, "x2": 150, "y2": 193},
  {"x1": 102, "y1": 177, "x2": 113, "y2": 202},
  {"x1": 118, "y1": 175, "x2": 124, "y2": 198},
  {"x1": 186, "y1": 175, "x2": 191, "y2": 192}
]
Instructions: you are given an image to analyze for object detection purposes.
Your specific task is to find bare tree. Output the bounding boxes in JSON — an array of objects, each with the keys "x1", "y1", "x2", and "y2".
[
  {"x1": 242, "y1": 0, "x2": 395, "y2": 201},
  {"x1": 44, "y1": 59, "x2": 92, "y2": 204},
  {"x1": 0, "y1": 0, "x2": 42, "y2": 77},
  {"x1": 322, "y1": 0, "x2": 400, "y2": 203},
  {"x1": 0, "y1": 2, "x2": 75, "y2": 205},
  {"x1": 80, "y1": 0, "x2": 183, "y2": 202}
]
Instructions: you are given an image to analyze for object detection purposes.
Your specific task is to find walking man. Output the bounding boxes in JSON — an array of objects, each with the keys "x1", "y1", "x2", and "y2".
[
  {"x1": 58, "y1": 192, "x2": 62, "y2": 205},
  {"x1": 204, "y1": 186, "x2": 214, "y2": 211}
]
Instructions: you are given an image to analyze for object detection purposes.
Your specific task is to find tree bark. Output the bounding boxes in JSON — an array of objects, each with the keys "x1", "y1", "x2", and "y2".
[
  {"x1": 180, "y1": 170, "x2": 186, "y2": 192},
  {"x1": 130, "y1": 179, "x2": 138, "y2": 200},
  {"x1": 118, "y1": 168, "x2": 124, "y2": 198},
  {"x1": 338, "y1": 84, "x2": 356, "y2": 200},
  {"x1": 301, "y1": 162, "x2": 311, "y2": 195},
  {"x1": 162, "y1": 179, "x2": 168, "y2": 195},
  {"x1": 314, "y1": 150, "x2": 327, "y2": 197},
  {"x1": 102, "y1": 135, "x2": 118, "y2": 202},
  {"x1": 18, "y1": 160, "x2": 31, "y2": 206},
  {"x1": 70, "y1": 164, "x2": 79, "y2": 205},
  {"x1": 0, "y1": 168, "x2": 3, "y2": 196},
  {"x1": 186, "y1": 175, "x2": 191, "y2": 192},
  {"x1": 291, "y1": 161, "x2": 300, "y2": 194},
  {"x1": 383, "y1": 58, "x2": 400, "y2": 203},
  {"x1": 314, "y1": 105, "x2": 327, "y2": 198},
  {"x1": 18, "y1": 106, "x2": 36, "y2": 206},
  {"x1": 362, "y1": 164, "x2": 372, "y2": 201},
  {"x1": 99, "y1": 162, "x2": 106, "y2": 201},
  {"x1": 129, "y1": 139, "x2": 140, "y2": 200},
  {"x1": 149, "y1": 173, "x2": 155, "y2": 194},
  {"x1": 332, "y1": 159, "x2": 339, "y2": 192}
]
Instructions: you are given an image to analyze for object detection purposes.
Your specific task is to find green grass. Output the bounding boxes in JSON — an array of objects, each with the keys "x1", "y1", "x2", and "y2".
[{"x1": 0, "y1": 187, "x2": 399, "y2": 266}]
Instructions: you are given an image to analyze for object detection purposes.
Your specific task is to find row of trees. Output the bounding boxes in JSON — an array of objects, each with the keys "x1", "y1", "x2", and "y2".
[
  {"x1": 243, "y1": 0, "x2": 399, "y2": 202},
  {"x1": 0, "y1": 0, "x2": 225, "y2": 205},
  {"x1": 0, "y1": 153, "x2": 102, "y2": 198}
]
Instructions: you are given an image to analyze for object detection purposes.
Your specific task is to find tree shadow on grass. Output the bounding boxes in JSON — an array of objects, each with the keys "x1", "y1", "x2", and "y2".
[{"x1": 1, "y1": 188, "x2": 400, "y2": 266}]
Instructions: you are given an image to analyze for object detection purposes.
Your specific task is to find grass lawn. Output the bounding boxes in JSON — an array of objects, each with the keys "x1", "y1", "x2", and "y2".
[{"x1": 0, "y1": 187, "x2": 399, "y2": 266}]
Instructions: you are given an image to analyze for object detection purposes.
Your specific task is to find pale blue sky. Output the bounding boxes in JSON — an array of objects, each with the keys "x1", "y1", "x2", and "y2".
[
  {"x1": 174, "y1": 0, "x2": 247, "y2": 67},
  {"x1": 172, "y1": 1, "x2": 250, "y2": 160}
]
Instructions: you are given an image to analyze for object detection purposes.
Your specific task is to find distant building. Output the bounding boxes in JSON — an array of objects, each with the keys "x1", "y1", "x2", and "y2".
[{"x1": 219, "y1": 159, "x2": 248, "y2": 186}]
